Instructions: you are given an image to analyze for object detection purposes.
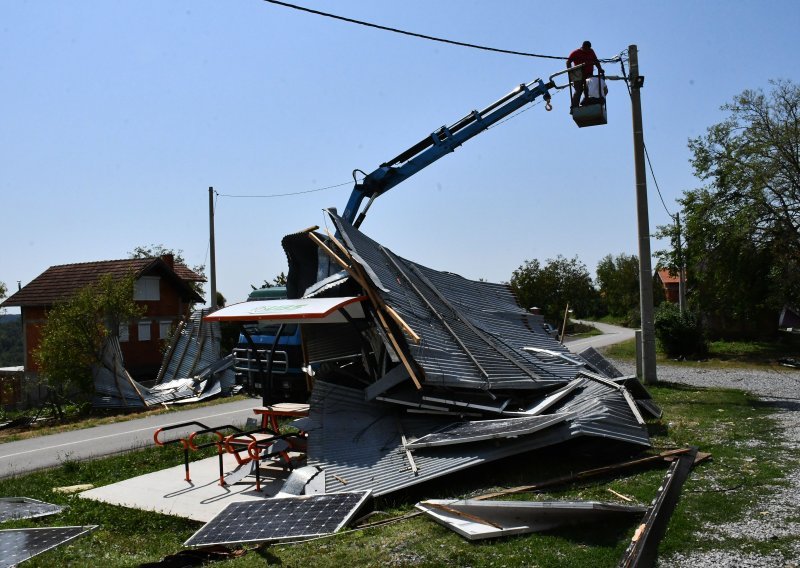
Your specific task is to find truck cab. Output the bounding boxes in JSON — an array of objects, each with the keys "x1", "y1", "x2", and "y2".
[{"x1": 232, "y1": 286, "x2": 308, "y2": 402}]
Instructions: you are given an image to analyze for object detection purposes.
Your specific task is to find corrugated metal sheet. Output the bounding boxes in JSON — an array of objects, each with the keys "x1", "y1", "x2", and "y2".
[
  {"x1": 327, "y1": 211, "x2": 587, "y2": 391},
  {"x1": 279, "y1": 215, "x2": 655, "y2": 498},
  {"x1": 158, "y1": 309, "x2": 226, "y2": 384},
  {"x1": 301, "y1": 323, "x2": 363, "y2": 364},
  {"x1": 92, "y1": 335, "x2": 235, "y2": 409},
  {"x1": 305, "y1": 379, "x2": 650, "y2": 497}
]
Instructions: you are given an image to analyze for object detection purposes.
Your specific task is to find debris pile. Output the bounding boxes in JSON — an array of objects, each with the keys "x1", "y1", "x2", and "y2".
[
  {"x1": 207, "y1": 210, "x2": 660, "y2": 498},
  {"x1": 92, "y1": 310, "x2": 236, "y2": 408}
]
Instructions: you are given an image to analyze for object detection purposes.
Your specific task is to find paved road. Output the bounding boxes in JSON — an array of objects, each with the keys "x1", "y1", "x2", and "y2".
[
  {"x1": 0, "y1": 397, "x2": 261, "y2": 479},
  {"x1": 564, "y1": 320, "x2": 636, "y2": 352},
  {"x1": 0, "y1": 322, "x2": 632, "y2": 479}
]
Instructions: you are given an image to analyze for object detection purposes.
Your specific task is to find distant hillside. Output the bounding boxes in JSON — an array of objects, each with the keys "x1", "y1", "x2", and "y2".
[{"x1": 0, "y1": 315, "x2": 23, "y2": 366}]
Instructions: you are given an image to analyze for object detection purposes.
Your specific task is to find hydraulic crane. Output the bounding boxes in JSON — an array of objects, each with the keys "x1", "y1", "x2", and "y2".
[{"x1": 341, "y1": 66, "x2": 591, "y2": 228}]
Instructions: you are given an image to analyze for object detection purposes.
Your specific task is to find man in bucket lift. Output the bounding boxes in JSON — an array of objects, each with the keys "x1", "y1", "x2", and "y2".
[
  {"x1": 567, "y1": 41, "x2": 603, "y2": 110},
  {"x1": 583, "y1": 74, "x2": 608, "y2": 106}
]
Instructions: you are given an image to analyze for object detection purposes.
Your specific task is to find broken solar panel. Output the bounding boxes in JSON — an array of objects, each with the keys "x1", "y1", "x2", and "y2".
[
  {"x1": 578, "y1": 347, "x2": 624, "y2": 378},
  {"x1": 184, "y1": 491, "x2": 371, "y2": 547},
  {"x1": 0, "y1": 497, "x2": 63, "y2": 523},
  {"x1": 405, "y1": 414, "x2": 571, "y2": 449},
  {"x1": 0, "y1": 525, "x2": 97, "y2": 568}
]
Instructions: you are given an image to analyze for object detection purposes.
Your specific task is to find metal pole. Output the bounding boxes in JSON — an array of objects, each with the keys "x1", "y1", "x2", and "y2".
[
  {"x1": 209, "y1": 187, "x2": 217, "y2": 310},
  {"x1": 629, "y1": 45, "x2": 657, "y2": 384}
]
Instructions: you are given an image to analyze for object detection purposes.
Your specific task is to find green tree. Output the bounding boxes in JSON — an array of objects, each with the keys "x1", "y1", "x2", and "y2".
[
  {"x1": 251, "y1": 272, "x2": 289, "y2": 290},
  {"x1": 595, "y1": 254, "x2": 640, "y2": 320},
  {"x1": 0, "y1": 281, "x2": 6, "y2": 314},
  {"x1": 510, "y1": 255, "x2": 598, "y2": 324},
  {"x1": 34, "y1": 273, "x2": 145, "y2": 395},
  {"x1": 657, "y1": 80, "x2": 800, "y2": 336}
]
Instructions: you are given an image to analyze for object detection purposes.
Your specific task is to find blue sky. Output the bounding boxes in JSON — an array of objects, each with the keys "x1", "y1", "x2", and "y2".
[{"x1": 2, "y1": 0, "x2": 798, "y2": 310}]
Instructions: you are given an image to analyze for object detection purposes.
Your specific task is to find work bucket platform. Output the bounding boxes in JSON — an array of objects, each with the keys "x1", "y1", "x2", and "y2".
[{"x1": 572, "y1": 103, "x2": 607, "y2": 128}]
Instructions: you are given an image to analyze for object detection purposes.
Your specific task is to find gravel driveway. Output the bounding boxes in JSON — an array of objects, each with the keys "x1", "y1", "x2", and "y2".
[{"x1": 614, "y1": 360, "x2": 800, "y2": 568}]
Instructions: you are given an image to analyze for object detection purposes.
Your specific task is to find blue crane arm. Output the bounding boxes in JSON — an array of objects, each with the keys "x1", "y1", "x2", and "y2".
[{"x1": 342, "y1": 77, "x2": 554, "y2": 227}]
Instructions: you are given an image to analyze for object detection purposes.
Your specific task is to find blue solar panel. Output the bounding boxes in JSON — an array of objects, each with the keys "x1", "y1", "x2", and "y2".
[
  {"x1": 0, "y1": 497, "x2": 63, "y2": 523},
  {"x1": 184, "y1": 492, "x2": 371, "y2": 547},
  {"x1": 0, "y1": 526, "x2": 97, "y2": 568}
]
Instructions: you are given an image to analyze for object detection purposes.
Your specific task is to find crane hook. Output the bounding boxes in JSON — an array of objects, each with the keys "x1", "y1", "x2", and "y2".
[{"x1": 545, "y1": 100, "x2": 553, "y2": 112}]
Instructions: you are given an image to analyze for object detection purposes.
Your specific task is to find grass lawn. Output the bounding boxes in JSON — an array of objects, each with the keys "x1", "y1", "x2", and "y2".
[
  {"x1": 0, "y1": 383, "x2": 794, "y2": 567},
  {"x1": 602, "y1": 336, "x2": 800, "y2": 368}
]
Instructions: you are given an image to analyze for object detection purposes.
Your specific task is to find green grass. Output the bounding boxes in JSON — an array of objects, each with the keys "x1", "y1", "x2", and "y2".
[
  {"x1": 594, "y1": 314, "x2": 632, "y2": 327},
  {"x1": 602, "y1": 337, "x2": 800, "y2": 369},
  {"x1": 0, "y1": 382, "x2": 794, "y2": 567}
]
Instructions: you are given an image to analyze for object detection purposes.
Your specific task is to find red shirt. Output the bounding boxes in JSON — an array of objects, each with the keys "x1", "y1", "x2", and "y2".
[{"x1": 567, "y1": 47, "x2": 600, "y2": 78}]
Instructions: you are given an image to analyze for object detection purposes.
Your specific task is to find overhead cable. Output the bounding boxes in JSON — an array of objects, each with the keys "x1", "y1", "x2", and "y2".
[
  {"x1": 618, "y1": 55, "x2": 675, "y2": 220},
  {"x1": 262, "y1": 0, "x2": 571, "y2": 60},
  {"x1": 217, "y1": 179, "x2": 353, "y2": 199}
]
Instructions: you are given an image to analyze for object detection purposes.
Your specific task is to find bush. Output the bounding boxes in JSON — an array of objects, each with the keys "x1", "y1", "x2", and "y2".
[
  {"x1": 654, "y1": 303, "x2": 708, "y2": 359},
  {"x1": 625, "y1": 307, "x2": 641, "y2": 328}
]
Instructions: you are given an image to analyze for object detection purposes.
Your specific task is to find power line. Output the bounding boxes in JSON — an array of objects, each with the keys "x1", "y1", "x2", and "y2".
[
  {"x1": 262, "y1": 0, "x2": 570, "y2": 60},
  {"x1": 217, "y1": 179, "x2": 353, "y2": 199},
  {"x1": 618, "y1": 55, "x2": 675, "y2": 220},
  {"x1": 643, "y1": 145, "x2": 674, "y2": 220}
]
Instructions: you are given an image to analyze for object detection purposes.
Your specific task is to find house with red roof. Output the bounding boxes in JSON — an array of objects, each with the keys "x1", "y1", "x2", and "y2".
[
  {"x1": 655, "y1": 268, "x2": 681, "y2": 304},
  {"x1": 1, "y1": 255, "x2": 205, "y2": 381}
]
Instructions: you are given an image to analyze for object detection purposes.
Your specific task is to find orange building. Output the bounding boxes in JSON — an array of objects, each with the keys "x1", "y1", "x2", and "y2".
[
  {"x1": 655, "y1": 268, "x2": 681, "y2": 304},
  {"x1": 1, "y1": 255, "x2": 204, "y2": 381}
]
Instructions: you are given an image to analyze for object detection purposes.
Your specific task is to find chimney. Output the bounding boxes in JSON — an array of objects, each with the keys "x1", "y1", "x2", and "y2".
[{"x1": 161, "y1": 254, "x2": 175, "y2": 269}]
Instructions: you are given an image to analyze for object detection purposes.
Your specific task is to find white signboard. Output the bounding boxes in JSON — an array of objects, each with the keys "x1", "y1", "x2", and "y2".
[{"x1": 204, "y1": 296, "x2": 367, "y2": 324}]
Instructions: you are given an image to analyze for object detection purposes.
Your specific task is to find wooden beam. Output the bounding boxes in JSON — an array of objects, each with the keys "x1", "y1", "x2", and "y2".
[
  {"x1": 324, "y1": 229, "x2": 421, "y2": 344},
  {"x1": 306, "y1": 232, "x2": 423, "y2": 390}
]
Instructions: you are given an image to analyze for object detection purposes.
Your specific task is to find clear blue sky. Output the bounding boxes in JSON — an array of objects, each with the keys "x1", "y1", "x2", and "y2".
[{"x1": 2, "y1": 1, "x2": 798, "y2": 311}]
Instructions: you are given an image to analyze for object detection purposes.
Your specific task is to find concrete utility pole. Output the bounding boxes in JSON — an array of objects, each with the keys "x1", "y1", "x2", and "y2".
[
  {"x1": 629, "y1": 45, "x2": 658, "y2": 384},
  {"x1": 676, "y1": 212, "x2": 688, "y2": 313},
  {"x1": 209, "y1": 186, "x2": 218, "y2": 310}
]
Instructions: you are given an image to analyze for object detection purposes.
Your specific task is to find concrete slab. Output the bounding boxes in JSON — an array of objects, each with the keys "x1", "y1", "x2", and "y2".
[{"x1": 79, "y1": 451, "x2": 293, "y2": 522}]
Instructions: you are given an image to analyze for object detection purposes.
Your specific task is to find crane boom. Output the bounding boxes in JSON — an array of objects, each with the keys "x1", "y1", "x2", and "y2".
[{"x1": 342, "y1": 76, "x2": 555, "y2": 227}]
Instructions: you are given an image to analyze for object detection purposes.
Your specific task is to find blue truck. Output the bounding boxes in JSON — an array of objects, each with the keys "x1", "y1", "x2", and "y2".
[{"x1": 232, "y1": 286, "x2": 308, "y2": 402}]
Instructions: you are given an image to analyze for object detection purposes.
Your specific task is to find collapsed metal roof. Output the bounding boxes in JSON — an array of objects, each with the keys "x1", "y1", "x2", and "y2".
[
  {"x1": 303, "y1": 378, "x2": 650, "y2": 497},
  {"x1": 270, "y1": 210, "x2": 653, "y2": 497},
  {"x1": 326, "y1": 210, "x2": 583, "y2": 390}
]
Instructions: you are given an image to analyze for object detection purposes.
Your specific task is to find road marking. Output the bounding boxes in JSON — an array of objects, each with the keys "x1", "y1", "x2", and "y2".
[{"x1": 0, "y1": 406, "x2": 253, "y2": 459}]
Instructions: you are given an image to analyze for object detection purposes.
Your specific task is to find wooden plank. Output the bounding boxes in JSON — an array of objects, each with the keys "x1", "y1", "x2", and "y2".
[
  {"x1": 474, "y1": 448, "x2": 695, "y2": 501},
  {"x1": 308, "y1": 232, "x2": 423, "y2": 390}
]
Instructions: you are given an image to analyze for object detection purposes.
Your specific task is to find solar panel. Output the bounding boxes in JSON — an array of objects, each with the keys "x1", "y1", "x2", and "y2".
[
  {"x1": 0, "y1": 526, "x2": 97, "y2": 568},
  {"x1": 578, "y1": 347, "x2": 623, "y2": 378},
  {"x1": 0, "y1": 497, "x2": 63, "y2": 523},
  {"x1": 184, "y1": 491, "x2": 371, "y2": 547}
]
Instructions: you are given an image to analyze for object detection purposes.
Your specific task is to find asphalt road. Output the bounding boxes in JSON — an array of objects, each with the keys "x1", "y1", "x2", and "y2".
[
  {"x1": 0, "y1": 321, "x2": 633, "y2": 479},
  {"x1": 564, "y1": 320, "x2": 636, "y2": 352},
  {"x1": 0, "y1": 396, "x2": 260, "y2": 480}
]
